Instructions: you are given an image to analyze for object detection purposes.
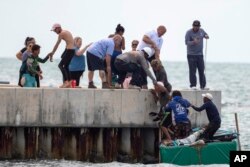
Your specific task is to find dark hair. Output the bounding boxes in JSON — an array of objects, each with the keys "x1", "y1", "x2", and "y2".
[
  {"x1": 32, "y1": 44, "x2": 40, "y2": 52},
  {"x1": 24, "y1": 37, "x2": 35, "y2": 46},
  {"x1": 115, "y1": 24, "x2": 125, "y2": 34},
  {"x1": 172, "y1": 90, "x2": 182, "y2": 97}
]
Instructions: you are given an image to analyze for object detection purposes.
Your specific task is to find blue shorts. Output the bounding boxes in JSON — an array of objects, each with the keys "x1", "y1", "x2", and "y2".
[{"x1": 23, "y1": 74, "x2": 36, "y2": 87}]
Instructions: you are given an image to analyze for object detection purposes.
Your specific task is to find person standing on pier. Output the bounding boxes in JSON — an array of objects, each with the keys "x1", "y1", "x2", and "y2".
[
  {"x1": 22, "y1": 44, "x2": 50, "y2": 87},
  {"x1": 137, "y1": 25, "x2": 167, "y2": 62},
  {"x1": 185, "y1": 20, "x2": 209, "y2": 90},
  {"x1": 131, "y1": 40, "x2": 139, "y2": 51},
  {"x1": 69, "y1": 37, "x2": 91, "y2": 87},
  {"x1": 108, "y1": 24, "x2": 126, "y2": 87},
  {"x1": 86, "y1": 35, "x2": 122, "y2": 88},
  {"x1": 16, "y1": 37, "x2": 42, "y2": 87},
  {"x1": 48, "y1": 23, "x2": 75, "y2": 88}
]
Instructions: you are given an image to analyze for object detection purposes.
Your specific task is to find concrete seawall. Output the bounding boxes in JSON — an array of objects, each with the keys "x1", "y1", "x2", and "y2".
[{"x1": 0, "y1": 87, "x2": 221, "y2": 162}]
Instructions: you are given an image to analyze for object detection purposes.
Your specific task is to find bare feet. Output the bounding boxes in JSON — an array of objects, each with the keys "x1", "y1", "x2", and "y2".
[{"x1": 59, "y1": 82, "x2": 71, "y2": 88}]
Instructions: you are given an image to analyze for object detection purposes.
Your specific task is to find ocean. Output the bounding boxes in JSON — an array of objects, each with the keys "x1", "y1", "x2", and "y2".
[{"x1": 0, "y1": 58, "x2": 249, "y2": 167}]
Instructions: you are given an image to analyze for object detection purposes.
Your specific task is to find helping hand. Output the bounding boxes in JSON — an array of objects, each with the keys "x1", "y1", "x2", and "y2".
[{"x1": 48, "y1": 53, "x2": 53, "y2": 62}]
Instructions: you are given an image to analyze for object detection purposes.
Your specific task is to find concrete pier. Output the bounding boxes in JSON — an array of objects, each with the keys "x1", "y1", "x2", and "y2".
[{"x1": 0, "y1": 87, "x2": 221, "y2": 162}]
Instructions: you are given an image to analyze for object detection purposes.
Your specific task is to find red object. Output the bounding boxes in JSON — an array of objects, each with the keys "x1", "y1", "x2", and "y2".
[{"x1": 71, "y1": 80, "x2": 76, "y2": 88}]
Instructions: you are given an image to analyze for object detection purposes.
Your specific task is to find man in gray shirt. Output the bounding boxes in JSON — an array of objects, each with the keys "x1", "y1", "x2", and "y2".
[
  {"x1": 185, "y1": 20, "x2": 209, "y2": 89},
  {"x1": 114, "y1": 47, "x2": 158, "y2": 89}
]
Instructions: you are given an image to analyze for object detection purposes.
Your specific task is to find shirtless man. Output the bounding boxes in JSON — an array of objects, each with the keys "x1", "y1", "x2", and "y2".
[{"x1": 48, "y1": 23, "x2": 74, "y2": 88}]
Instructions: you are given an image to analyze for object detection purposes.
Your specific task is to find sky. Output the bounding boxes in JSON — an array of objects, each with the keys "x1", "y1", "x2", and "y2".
[{"x1": 0, "y1": 0, "x2": 250, "y2": 63}]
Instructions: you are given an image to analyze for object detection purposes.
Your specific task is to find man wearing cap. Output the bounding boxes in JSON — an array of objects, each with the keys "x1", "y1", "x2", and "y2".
[
  {"x1": 191, "y1": 93, "x2": 221, "y2": 141},
  {"x1": 48, "y1": 23, "x2": 74, "y2": 88},
  {"x1": 185, "y1": 20, "x2": 209, "y2": 90},
  {"x1": 137, "y1": 25, "x2": 166, "y2": 62},
  {"x1": 114, "y1": 47, "x2": 161, "y2": 89}
]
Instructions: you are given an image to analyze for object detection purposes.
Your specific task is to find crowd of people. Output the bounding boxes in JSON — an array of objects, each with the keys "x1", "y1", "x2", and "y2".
[{"x1": 16, "y1": 20, "x2": 220, "y2": 145}]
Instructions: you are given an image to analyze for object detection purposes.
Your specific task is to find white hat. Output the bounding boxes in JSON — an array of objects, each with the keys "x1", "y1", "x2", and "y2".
[
  {"x1": 51, "y1": 23, "x2": 61, "y2": 31},
  {"x1": 202, "y1": 93, "x2": 213, "y2": 100},
  {"x1": 143, "y1": 47, "x2": 153, "y2": 58}
]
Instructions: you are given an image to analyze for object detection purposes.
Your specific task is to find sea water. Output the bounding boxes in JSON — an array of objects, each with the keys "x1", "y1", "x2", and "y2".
[{"x1": 0, "y1": 58, "x2": 249, "y2": 167}]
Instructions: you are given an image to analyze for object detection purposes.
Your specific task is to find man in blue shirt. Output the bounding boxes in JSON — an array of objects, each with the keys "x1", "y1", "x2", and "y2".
[
  {"x1": 164, "y1": 90, "x2": 191, "y2": 139},
  {"x1": 86, "y1": 35, "x2": 122, "y2": 88},
  {"x1": 191, "y1": 93, "x2": 221, "y2": 141},
  {"x1": 185, "y1": 20, "x2": 209, "y2": 90}
]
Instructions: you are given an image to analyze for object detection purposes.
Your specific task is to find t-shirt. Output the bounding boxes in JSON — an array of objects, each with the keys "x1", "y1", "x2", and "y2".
[
  {"x1": 185, "y1": 28, "x2": 208, "y2": 55},
  {"x1": 87, "y1": 38, "x2": 114, "y2": 59},
  {"x1": 116, "y1": 51, "x2": 157, "y2": 84},
  {"x1": 137, "y1": 30, "x2": 163, "y2": 55},
  {"x1": 69, "y1": 47, "x2": 85, "y2": 72}
]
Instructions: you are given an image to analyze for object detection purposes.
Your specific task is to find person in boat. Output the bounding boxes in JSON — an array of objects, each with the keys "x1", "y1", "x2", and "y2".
[
  {"x1": 48, "y1": 23, "x2": 75, "y2": 88},
  {"x1": 22, "y1": 44, "x2": 50, "y2": 87},
  {"x1": 161, "y1": 128, "x2": 205, "y2": 146},
  {"x1": 185, "y1": 20, "x2": 209, "y2": 90},
  {"x1": 191, "y1": 93, "x2": 221, "y2": 141},
  {"x1": 163, "y1": 90, "x2": 192, "y2": 139},
  {"x1": 150, "y1": 59, "x2": 172, "y2": 140}
]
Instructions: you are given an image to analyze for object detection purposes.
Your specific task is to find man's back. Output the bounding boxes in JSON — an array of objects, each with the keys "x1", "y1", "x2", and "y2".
[{"x1": 60, "y1": 30, "x2": 74, "y2": 49}]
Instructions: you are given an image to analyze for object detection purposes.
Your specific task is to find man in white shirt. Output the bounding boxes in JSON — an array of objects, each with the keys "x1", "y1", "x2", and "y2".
[{"x1": 137, "y1": 25, "x2": 167, "y2": 62}]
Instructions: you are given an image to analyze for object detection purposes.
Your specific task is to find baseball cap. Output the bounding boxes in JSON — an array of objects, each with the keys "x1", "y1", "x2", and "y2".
[
  {"x1": 193, "y1": 20, "x2": 201, "y2": 27},
  {"x1": 143, "y1": 47, "x2": 153, "y2": 58},
  {"x1": 51, "y1": 23, "x2": 61, "y2": 31},
  {"x1": 202, "y1": 93, "x2": 213, "y2": 100}
]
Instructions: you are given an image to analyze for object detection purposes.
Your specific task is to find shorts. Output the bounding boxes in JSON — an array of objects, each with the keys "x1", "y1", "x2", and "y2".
[
  {"x1": 174, "y1": 121, "x2": 191, "y2": 139},
  {"x1": 22, "y1": 73, "x2": 36, "y2": 87},
  {"x1": 87, "y1": 51, "x2": 105, "y2": 71}
]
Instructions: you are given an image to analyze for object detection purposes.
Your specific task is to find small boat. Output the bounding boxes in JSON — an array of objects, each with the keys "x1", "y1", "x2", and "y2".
[{"x1": 159, "y1": 129, "x2": 238, "y2": 165}]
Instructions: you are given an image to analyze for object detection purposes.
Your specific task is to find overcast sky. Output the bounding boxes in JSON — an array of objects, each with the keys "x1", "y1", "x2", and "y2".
[{"x1": 0, "y1": 0, "x2": 249, "y2": 63}]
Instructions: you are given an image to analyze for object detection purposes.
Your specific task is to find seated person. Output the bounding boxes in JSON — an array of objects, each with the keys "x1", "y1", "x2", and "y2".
[{"x1": 191, "y1": 93, "x2": 221, "y2": 141}]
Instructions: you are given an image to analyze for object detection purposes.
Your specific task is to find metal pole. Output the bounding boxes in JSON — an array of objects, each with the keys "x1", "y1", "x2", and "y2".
[
  {"x1": 234, "y1": 113, "x2": 241, "y2": 151},
  {"x1": 204, "y1": 39, "x2": 208, "y2": 75}
]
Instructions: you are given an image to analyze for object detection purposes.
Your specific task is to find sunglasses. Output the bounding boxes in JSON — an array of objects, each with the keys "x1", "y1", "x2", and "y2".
[{"x1": 132, "y1": 43, "x2": 138, "y2": 46}]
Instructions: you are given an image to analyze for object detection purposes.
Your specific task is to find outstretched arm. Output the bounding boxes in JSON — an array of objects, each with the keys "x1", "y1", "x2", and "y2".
[
  {"x1": 191, "y1": 103, "x2": 207, "y2": 112},
  {"x1": 37, "y1": 54, "x2": 50, "y2": 63},
  {"x1": 48, "y1": 35, "x2": 62, "y2": 61},
  {"x1": 76, "y1": 43, "x2": 92, "y2": 56}
]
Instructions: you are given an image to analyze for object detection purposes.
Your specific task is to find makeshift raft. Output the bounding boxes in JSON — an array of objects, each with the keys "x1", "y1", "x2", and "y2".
[{"x1": 160, "y1": 129, "x2": 238, "y2": 165}]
